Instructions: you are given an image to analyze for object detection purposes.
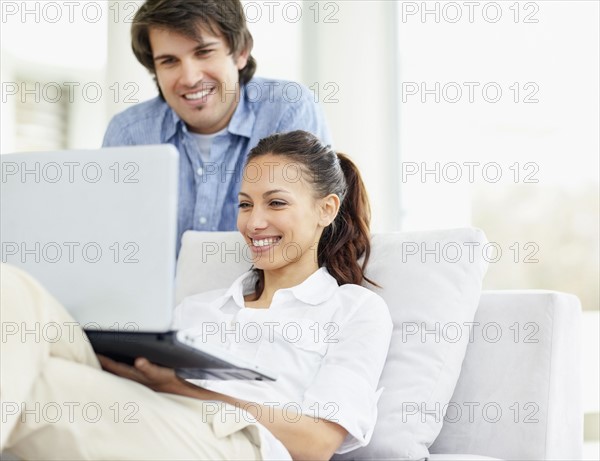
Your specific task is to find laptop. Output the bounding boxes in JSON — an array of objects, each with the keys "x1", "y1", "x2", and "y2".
[{"x1": 0, "y1": 145, "x2": 276, "y2": 381}]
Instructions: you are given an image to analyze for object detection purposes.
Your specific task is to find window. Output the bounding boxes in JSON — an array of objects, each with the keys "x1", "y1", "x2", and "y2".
[{"x1": 397, "y1": 2, "x2": 599, "y2": 455}]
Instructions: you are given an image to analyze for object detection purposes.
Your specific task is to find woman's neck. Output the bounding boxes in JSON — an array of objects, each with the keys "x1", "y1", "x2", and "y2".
[{"x1": 252, "y1": 261, "x2": 320, "y2": 308}]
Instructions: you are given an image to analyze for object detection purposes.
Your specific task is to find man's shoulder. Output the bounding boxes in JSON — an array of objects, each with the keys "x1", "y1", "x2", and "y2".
[
  {"x1": 241, "y1": 76, "x2": 331, "y2": 144},
  {"x1": 103, "y1": 96, "x2": 175, "y2": 145},
  {"x1": 109, "y1": 96, "x2": 170, "y2": 127}
]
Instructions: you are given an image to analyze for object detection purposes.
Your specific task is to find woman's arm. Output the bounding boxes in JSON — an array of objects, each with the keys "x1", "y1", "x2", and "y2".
[
  {"x1": 98, "y1": 355, "x2": 347, "y2": 460},
  {"x1": 177, "y1": 378, "x2": 347, "y2": 461}
]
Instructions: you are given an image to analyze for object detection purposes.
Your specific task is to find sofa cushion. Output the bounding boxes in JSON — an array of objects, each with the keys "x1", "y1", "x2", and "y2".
[{"x1": 175, "y1": 228, "x2": 488, "y2": 460}]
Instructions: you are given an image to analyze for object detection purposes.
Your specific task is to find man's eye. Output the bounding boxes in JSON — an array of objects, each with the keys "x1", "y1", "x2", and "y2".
[{"x1": 196, "y1": 49, "x2": 213, "y2": 57}]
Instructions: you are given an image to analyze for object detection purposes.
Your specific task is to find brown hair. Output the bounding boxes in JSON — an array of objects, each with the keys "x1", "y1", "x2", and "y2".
[
  {"x1": 131, "y1": 0, "x2": 256, "y2": 95},
  {"x1": 245, "y1": 130, "x2": 377, "y2": 292}
]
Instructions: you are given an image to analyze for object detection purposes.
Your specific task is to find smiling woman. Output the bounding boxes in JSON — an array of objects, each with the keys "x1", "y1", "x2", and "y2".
[
  {"x1": 172, "y1": 131, "x2": 392, "y2": 458},
  {"x1": 238, "y1": 130, "x2": 377, "y2": 305},
  {"x1": 237, "y1": 153, "x2": 337, "y2": 293},
  {"x1": 0, "y1": 130, "x2": 393, "y2": 461}
]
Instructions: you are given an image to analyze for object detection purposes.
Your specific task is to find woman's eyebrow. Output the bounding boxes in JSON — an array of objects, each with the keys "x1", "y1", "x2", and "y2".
[
  {"x1": 238, "y1": 189, "x2": 291, "y2": 198},
  {"x1": 263, "y1": 189, "x2": 291, "y2": 197}
]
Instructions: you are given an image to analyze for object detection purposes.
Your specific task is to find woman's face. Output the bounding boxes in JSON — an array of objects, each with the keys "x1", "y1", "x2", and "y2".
[{"x1": 237, "y1": 154, "x2": 337, "y2": 274}]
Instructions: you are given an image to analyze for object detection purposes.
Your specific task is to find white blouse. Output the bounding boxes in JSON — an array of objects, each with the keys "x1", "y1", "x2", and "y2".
[{"x1": 173, "y1": 267, "x2": 393, "y2": 455}]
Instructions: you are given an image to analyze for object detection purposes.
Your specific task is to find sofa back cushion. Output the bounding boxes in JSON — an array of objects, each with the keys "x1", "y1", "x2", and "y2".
[{"x1": 175, "y1": 228, "x2": 488, "y2": 460}]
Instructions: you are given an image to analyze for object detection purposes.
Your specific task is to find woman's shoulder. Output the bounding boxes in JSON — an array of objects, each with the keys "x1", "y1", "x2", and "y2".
[
  {"x1": 332, "y1": 282, "x2": 391, "y2": 321},
  {"x1": 336, "y1": 281, "x2": 381, "y2": 297}
]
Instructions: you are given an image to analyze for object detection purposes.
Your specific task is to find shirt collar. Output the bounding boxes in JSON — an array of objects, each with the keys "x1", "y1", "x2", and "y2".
[
  {"x1": 226, "y1": 83, "x2": 255, "y2": 138},
  {"x1": 164, "y1": 105, "x2": 183, "y2": 141},
  {"x1": 216, "y1": 267, "x2": 339, "y2": 310},
  {"x1": 164, "y1": 83, "x2": 256, "y2": 141},
  {"x1": 280, "y1": 267, "x2": 339, "y2": 306}
]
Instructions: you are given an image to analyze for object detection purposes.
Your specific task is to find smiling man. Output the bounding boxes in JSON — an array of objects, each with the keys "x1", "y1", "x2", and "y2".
[{"x1": 102, "y1": 0, "x2": 331, "y2": 252}]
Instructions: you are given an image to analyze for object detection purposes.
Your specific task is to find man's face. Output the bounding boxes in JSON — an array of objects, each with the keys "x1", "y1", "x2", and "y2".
[{"x1": 149, "y1": 26, "x2": 249, "y2": 134}]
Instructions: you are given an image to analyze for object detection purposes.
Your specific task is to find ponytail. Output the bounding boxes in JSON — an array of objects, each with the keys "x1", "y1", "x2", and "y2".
[{"x1": 318, "y1": 153, "x2": 377, "y2": 287}]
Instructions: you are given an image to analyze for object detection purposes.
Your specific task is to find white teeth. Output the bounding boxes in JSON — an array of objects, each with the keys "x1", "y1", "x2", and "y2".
[
  {"x1": 184, "y1": 89, "x2": 212, "y2": 100},
  {"x1": 252, "y1": 237, "x2": 281, "y2": 247}
]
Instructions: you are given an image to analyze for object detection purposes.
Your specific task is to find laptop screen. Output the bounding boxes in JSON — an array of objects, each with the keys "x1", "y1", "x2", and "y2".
[{"x1": 1, "y1": 144, "x2": 179, "y2": 331}]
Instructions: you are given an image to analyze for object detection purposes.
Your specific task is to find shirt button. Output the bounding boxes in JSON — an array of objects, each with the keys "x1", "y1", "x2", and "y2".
[
  {"x1": 199, "y1": 216, "x2": 208, "y2": 225},
  {"x1": 196, "y1": 167, "x2": 203, "y2": 176}
]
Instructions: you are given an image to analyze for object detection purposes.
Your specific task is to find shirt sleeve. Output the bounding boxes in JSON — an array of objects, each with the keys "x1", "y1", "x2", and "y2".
[
  {"x1": 300, "y1": 289, "x2": 393, "y2": 453},
  {"x1": 275, "y1": 83, "x2": 333, "y2": 147}
]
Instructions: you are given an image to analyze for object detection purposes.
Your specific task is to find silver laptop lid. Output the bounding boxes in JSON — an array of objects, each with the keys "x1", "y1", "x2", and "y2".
[{"x1": 1, "y1": 145, "x2": 179, "y2": 331}]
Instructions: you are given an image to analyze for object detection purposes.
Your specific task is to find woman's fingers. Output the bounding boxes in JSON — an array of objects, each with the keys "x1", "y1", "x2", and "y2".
[
  {"x1": 97, "y1": 354, "x2": 124, "y2": 372},
  {"x1": 97, "y1": 355, "x2": 180, "y2": 393},
  {"x1": 98, "y1": 354, "x2": 152, "y2": 383},
  {"x1": 133, "y1": 358, "x2": 178, "y2": 384}
]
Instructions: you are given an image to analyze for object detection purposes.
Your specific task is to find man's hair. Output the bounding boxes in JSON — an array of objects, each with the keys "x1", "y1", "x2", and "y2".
[{"x1": 131, "y1": 0, "x2": 257, "y2": 88}]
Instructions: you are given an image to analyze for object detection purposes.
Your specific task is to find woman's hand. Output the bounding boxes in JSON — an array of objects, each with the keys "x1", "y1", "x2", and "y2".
[{"x1": 97, "y1": 355, "x2": 185, "y2": 394}]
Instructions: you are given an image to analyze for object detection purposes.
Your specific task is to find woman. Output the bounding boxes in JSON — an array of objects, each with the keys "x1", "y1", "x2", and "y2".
[{"x1": 1, "y1": 131, "x2": 392, "y2": 460}]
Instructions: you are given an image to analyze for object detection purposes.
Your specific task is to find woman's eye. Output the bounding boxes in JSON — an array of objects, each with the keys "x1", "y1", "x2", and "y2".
[
  {"x1": 270, "y1": 200, "x2": 286, "y2": 207},
  {"x1": 238, "y1": 202, "x2": 251, "y2": 209}
]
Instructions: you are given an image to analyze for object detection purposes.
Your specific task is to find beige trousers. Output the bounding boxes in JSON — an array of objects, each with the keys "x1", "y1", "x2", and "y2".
[{"x1": 0, "y1": 264, "x2": 263, "y2": 460}]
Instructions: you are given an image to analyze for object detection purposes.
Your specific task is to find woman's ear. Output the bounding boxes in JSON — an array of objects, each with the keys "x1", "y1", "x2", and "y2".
[{"x1": 318, "y1": 194, "x2": 341, "y2": 227}]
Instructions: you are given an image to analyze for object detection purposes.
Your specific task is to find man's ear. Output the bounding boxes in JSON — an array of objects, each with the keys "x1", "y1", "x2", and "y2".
[
  {"x1": 319, "y1": 194, "x2": 341, "y2": 227},
  {"x1": 235, "y1": 47, "x2": 250, "y2": 70}
]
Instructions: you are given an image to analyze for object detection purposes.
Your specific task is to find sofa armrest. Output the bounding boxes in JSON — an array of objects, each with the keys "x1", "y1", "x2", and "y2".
[{"x1": 429, "y1": 290, "x2": 582, "y2": 460}]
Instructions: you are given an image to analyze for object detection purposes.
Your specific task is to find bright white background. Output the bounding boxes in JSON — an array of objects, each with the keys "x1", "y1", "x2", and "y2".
[{"x1": 1, "y1": 1, "x2": 598, "y2": 456}]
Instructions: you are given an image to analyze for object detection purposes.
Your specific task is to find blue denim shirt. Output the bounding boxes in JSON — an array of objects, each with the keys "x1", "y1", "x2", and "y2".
[{"x1": 102, "y1": 77, "x2": 332, "y2": 252}]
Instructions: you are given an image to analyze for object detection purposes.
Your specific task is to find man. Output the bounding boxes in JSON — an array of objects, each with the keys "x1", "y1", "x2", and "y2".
[{"x1": 103, "y1": 0, "x2": 331, "y2": 251}]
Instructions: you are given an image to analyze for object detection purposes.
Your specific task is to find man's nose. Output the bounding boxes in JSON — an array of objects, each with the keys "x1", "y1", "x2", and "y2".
[{"x1": 179, "y1": 59, "x2": 204, "y2": 87}]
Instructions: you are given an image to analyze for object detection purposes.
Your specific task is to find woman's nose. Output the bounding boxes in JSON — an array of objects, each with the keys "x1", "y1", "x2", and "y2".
[{"x1": 247, "y1": 207, "x2": 268, "y2": 231}]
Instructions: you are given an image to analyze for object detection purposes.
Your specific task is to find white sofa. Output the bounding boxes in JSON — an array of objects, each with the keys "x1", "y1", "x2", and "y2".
[
  {"x1": 2, "y1": 228, "x2": 581, "y2": 461},
  {"x1": 175, "y1": 229, "x2": 583, "y2": 461},
  {"x1": 427, "y1": 290, "x2": 582, "y2": 460}
]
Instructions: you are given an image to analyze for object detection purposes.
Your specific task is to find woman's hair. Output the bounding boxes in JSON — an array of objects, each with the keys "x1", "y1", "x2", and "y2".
[
  {"x1": 245, "y1": 130, "x2": 377, "y2": 291},
  {"x1": 131, "y1": 0, "x2": 256, "y2": 95}
]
